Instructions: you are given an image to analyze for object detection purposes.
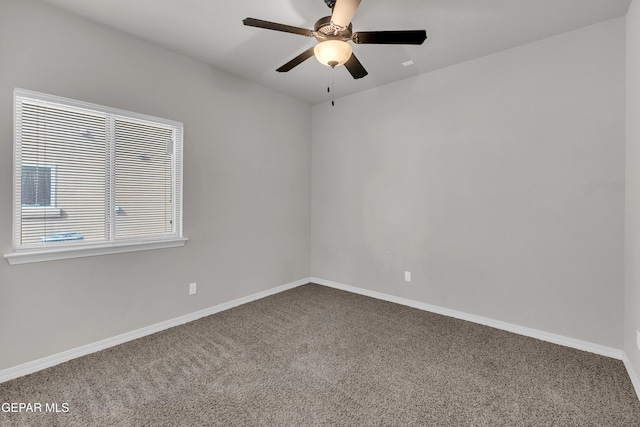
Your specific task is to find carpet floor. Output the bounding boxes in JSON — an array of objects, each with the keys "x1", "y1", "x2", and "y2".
[{"x1": 1, "y1": 283, "x2": 639, "y2": 426}]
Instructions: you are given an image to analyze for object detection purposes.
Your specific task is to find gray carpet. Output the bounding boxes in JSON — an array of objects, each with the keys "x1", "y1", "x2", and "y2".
[{"x1": 1, "y1": 283, "x2": 639, "y2": 426}]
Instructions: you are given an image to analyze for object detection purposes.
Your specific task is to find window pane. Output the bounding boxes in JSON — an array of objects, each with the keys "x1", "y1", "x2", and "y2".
[
  {"x1": 18, "y1": 102, "x2": 107, "y2": 245},
  {"x1": 21, "y1": 165, "x2": 51, "y2": 206},
  {"x1": 114, "y1": 118, "x2": 174, "y2": 239}
]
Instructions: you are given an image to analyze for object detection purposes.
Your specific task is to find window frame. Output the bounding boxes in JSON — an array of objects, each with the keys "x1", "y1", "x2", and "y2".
[{"x1": 5, "y1": 89, "x2": 187, "y2": 265}]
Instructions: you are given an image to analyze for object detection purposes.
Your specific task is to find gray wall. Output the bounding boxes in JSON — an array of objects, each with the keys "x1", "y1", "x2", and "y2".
[
  {"x1": 311, "y1": 18, "x2": 626, "y2": 348},
  {"x1": 626, "y1": 0, "x2": 640, "y2": 386},
  {"x1": 0, "y1": 0, "x2": 311, "y2": 370}
]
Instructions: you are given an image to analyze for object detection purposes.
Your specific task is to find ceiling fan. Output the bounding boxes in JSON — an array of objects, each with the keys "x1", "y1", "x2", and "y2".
[{"x1": 243, "y1": 0, "x2": 427, "y2": 79}]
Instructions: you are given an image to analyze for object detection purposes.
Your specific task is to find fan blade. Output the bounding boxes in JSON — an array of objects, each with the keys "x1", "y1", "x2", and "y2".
[
  {"x1": 344, "y1": 53, "x2": 368, "y2": 79},
  {"x1": 353, "y1": 30, "x2": 427, "y2": 45},
  {"x1": 243, "y1": 18, "x2": 313, "y2": 37},
  {"x1": 276, "y1": 47, "x2": 316, "y2": 72},
  {"x1": 331, "y1": 0, "x2": 361, "y2": 28}
]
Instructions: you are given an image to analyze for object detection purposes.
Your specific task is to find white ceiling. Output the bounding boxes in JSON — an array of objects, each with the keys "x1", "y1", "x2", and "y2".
[{"x1": 39, "y1": 0, "x2": 631, "y2": 105}]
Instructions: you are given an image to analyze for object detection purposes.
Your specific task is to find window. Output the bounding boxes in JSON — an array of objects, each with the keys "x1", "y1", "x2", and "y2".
[
  {"x1": 5, "y1": 89, "x2": 186, "y2": 265},
  {"x1": 21, "y1": 164, "x2": 55, "y2": 207}
]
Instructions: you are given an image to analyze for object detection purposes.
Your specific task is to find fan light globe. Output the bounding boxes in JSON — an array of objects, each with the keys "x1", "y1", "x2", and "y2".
[{"x1": 314, "y1": 40, "x2": 352, "y2": 68}]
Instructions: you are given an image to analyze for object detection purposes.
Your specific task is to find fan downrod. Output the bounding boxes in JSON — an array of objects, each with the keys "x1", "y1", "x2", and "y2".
[{"x1": 324, "y1": 0, "x2": 336, "y2": 9}]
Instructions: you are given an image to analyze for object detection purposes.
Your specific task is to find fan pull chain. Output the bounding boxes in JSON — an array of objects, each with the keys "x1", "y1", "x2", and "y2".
[{"x1": 327, "y1": 67, "x2": 335, "y2": 106}]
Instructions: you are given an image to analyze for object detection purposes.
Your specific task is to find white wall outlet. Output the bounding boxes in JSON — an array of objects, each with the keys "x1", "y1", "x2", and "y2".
[
  {"x1": 404, "y1": 271, "x2": 411, "y2": 282},
  {"x1": 189, "y1": 282, "x2": 197, "y2": 295},
  {"x1": 637, "y1": 330, "x2": 640, "y2": 351}
]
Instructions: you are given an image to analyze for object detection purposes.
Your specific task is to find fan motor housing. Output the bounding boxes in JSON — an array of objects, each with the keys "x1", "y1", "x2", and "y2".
[{"x1": 314, "y1": 16, "x2": 352, "y2": 42}]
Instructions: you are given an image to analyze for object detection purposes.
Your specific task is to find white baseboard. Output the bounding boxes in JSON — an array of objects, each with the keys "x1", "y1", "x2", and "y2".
[
  {"x1": 623, "y1": 353, "x2": 640, "y2": 401},
  {"x1": 310, "y1": 277, "x2": 624, "y2": 360},
  {"x1": 0, "y1": 278, "x2": 309, "y2": 384}
]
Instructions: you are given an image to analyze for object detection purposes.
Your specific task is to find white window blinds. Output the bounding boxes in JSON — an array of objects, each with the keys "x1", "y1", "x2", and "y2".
[
  {"x1": 12, "y1": 89, "x2": 184, "y2": 254},
  {"x1": 114, "y1": 118, "x2": 176, "y2": 239}
]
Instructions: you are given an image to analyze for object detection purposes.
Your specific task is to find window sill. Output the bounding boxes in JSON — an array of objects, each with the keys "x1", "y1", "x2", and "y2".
[{"x1": 4, "y1": 237, "x2": 188, "y2": 265}]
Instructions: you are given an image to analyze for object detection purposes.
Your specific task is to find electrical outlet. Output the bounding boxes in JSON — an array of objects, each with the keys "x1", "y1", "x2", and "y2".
[
  {"x1": 189, "y1": 282, "x2": 197, "y2": 295},
  {"x1": 404, "y1": 271, "x2": 411, "y2": 282}
]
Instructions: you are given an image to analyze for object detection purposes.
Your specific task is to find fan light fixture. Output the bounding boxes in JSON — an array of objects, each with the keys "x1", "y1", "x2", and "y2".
[{"x1": 314, "y1": 40, "x2": 352, "y2": 68}]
